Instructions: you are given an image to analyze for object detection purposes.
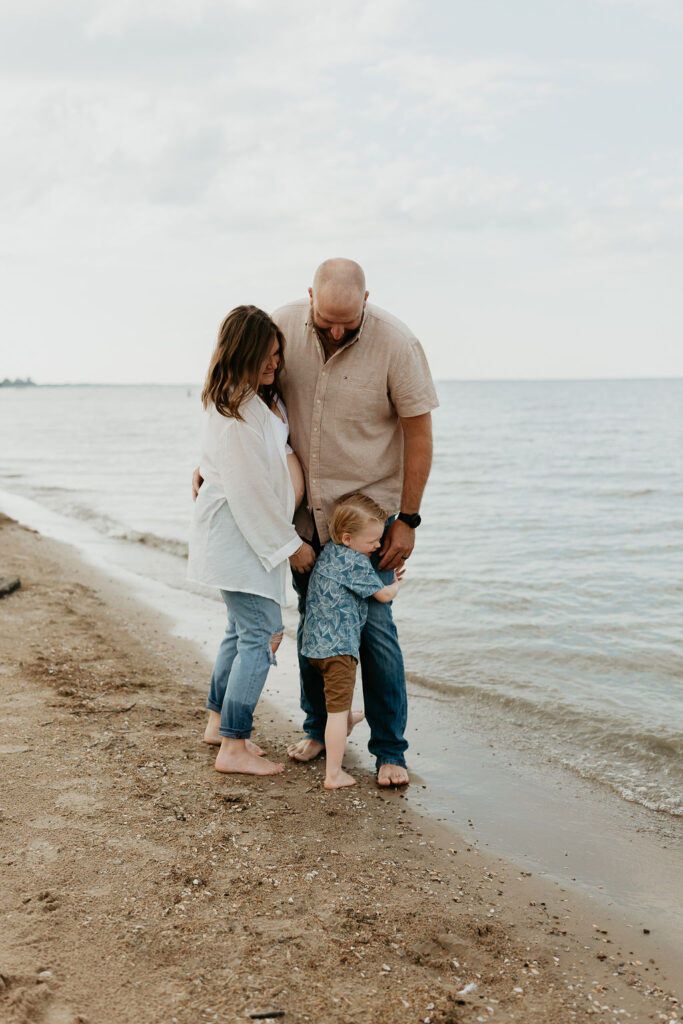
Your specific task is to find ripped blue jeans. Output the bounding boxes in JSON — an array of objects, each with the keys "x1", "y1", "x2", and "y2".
[{"x1": 206, "y1": 590, "x2": 283, "y2": 739}]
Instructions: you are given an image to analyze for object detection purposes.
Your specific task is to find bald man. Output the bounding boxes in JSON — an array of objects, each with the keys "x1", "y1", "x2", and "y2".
[{"x1": 274, "y1": 259, "x2": 439, "y2": 787}]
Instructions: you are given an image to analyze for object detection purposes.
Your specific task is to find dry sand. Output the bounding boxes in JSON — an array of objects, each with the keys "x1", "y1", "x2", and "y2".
[{"x1": 0, "y1": 514, "x2": 680, "y2": 1024}]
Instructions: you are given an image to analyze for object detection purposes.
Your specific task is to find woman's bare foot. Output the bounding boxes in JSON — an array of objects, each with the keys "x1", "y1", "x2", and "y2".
[
  {"x1": 286, "y1": 737, "x2": 325, "y2": 762},
  {"x1": 377, "y1": 763, "x2": 409, "y2": 787},
  {"x1": 215, "y1": 739, "x2": 283, "y2": 776},
  {"x1": 324, "y1": 768, "x2": 356, "y2": 790},
  {"x1": 204, "y1": 712, "x2": 264, "y2": 755},
  {"x1": 347, "y1": 710, "x2": 365, "y2": 735}
]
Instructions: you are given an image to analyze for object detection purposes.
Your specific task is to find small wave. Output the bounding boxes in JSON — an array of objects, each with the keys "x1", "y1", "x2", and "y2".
[
  {"x1": 601, "y1": 488, "x2": 658, "y2": 498},
  {"x1": 112, "y1": 530, "x2": 188, "y2": 559}
]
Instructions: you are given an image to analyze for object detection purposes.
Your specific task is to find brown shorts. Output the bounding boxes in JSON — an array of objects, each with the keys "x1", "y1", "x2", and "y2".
[{"x1": 307, "y1": 655, "x2": 358, "y2": 714}]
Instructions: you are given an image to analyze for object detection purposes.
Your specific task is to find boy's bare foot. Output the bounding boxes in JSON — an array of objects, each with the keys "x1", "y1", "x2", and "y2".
[
  {"x1": 204, "y1": 713, "x2": 264, "y2": 755},
  {"x1": 286, "y1": 737, "x2": 324, "y2": 762},
  {"x1": 347, "y1": 710, "x2": 365, "y2": 735},
  {"x1": 324, "y1": 768, "x2": 356, "y2": 790},
  {"x1": 377, "y1": 763, "x2": 409, "y2": 787},
  {"x1": 215, "y1": 746, "x2": 283, "y2": 776}
]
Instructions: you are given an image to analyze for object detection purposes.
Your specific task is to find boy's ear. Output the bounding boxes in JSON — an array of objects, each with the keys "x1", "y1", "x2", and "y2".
[{"x1": 341, "y1": 532, "x2": 352, "y2": 547}]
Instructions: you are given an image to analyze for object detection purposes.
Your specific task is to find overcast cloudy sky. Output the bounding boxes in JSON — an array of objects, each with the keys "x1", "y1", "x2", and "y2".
[{"x1": 1, "y1": 0, "x2": 681, "y2": 383}]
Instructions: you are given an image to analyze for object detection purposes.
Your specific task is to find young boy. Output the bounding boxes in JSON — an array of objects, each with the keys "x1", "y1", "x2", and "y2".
[{"x1": 301, "y1": 493, "x2": 403, "y2": 789}]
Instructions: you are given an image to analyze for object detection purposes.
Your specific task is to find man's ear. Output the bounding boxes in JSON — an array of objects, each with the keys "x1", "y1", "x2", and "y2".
[{"x1": 308, "y1": 287, "x2": 314, "y2": 306}]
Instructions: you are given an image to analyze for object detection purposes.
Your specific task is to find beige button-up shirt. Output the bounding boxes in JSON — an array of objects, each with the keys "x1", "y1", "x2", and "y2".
[{"x1": 274, "y1": 299, "x2": 439, "y2": 544}]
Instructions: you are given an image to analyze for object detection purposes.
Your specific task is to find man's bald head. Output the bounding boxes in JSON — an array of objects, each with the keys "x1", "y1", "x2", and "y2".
[
  {"x1": 308, "y1": 258, "x2": 369, "y2": 347},
  {"x1": 312, "y1": 258, "x2": 366, "y2": 307}
]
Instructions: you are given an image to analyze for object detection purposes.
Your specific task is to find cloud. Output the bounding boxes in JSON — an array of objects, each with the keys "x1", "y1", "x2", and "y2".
[
  {"x1": 594, "y1": 0, "x2": 683, "y2": 25},
  {"x1": 1, "y1": 0, "x2": 682, "y2": 383}
]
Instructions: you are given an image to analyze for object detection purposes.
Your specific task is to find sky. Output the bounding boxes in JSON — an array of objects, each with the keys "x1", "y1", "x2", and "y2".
[{"x1": 1, "y1": 0, "x2": 681, "y2": 384}]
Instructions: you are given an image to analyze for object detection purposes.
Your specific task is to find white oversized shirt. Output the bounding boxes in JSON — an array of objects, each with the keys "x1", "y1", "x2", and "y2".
[{"x1": 187, "y1": 392, "x2": 301, "y2": 605}]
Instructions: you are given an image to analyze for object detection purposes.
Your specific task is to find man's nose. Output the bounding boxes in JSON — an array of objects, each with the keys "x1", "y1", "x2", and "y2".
[{"x1": 330, "y1": 324, "x2": 345, "y2": 341}]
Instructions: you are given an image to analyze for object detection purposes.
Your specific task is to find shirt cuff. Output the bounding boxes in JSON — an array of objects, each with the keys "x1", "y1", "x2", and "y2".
[{"x1": 260, "y1": 533, "x2": 303, "y2": 572}]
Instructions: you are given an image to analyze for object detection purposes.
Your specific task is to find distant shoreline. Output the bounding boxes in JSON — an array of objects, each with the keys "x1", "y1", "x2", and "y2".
[
  {"x1": 0, "y1": 377, "x2": 36, "y2": 388},
  {"x1": 2, "y1": 377, "x2": 682, "y2": 388}
]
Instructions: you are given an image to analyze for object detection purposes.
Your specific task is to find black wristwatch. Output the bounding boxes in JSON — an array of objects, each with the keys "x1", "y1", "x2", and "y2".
[{"x1": 397, "y1": 511, "x2": 422, "y2": 528}]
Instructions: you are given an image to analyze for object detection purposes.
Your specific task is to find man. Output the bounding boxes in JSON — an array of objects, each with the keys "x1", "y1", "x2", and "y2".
[{"x1": 273, "y1": 258, "x2": 438, "y2": 787}]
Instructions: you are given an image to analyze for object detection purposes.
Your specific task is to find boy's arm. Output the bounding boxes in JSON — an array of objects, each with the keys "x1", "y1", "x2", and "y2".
[{"x1": 371, "y1": 567, "x2": 404, "y2": 603}]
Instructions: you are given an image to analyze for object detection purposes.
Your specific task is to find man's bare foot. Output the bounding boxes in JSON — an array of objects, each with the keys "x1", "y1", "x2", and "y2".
[
  {"x1": 204, "y1": 712, "x2": 264, "y2": 755},
  {"x1": 377, "y1": 763, "x2": 409, "y2": 787},
  {"x1": 215, "y1": 742, "x2": 283, "y2": 776},
  {"x1": 286, "y1": 737, "x2": 324, "y2": 762},
  {"x1": 324, "y1": 768, "x2": 356, "y2": 790},
  {"x1": 347, "y1": 710, "x2": 365, "y2": 735}
]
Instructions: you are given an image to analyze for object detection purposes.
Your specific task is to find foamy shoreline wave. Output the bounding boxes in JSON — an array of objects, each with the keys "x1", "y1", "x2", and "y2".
[{"x1": 407, "y1": 670, "x2": 683, "y2": 817}]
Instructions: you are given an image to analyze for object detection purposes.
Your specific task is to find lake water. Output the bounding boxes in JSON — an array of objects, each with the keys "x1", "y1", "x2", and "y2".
[{"x1": 1, "y1": 379, "x2": 681, "y2": 817}]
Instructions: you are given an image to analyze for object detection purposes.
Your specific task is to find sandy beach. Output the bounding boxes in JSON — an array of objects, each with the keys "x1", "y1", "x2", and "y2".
[{"x1": 0, "y1": 513, "x2": 680, "y2": 1024}]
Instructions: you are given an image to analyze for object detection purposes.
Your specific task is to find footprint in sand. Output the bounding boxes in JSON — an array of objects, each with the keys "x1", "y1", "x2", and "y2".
[{"x1": 55, "y1": 792, "x2": 101, "y2": 815}]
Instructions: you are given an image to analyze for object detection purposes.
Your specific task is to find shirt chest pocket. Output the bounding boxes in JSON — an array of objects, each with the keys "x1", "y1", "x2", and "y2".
[{"x1": 332, "y1": 376, "x2": 391, "y2": 422}]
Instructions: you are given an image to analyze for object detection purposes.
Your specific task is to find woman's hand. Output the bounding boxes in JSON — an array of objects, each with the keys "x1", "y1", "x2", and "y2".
[
  {"x1": 289, "y1": 542, "x2": 317, "y2": 574},
  {"x1": 192, "y1": 466, "x2": 204, "y2": 501}
]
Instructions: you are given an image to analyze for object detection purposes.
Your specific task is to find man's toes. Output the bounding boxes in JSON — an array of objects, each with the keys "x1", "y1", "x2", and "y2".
[{"x1": 377, "y1": 764, "x2": 409, "y2": 787}]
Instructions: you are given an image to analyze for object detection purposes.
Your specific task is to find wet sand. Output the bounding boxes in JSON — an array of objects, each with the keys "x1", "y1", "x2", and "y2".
[{"x1": 0, "y1": 513, "x2": 680, "y2": 1024}]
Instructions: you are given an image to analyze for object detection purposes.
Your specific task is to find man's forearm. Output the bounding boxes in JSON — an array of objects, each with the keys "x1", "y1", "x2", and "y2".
[{"x1": 399, "y1": 413, "x2": 433, "y2": 513}]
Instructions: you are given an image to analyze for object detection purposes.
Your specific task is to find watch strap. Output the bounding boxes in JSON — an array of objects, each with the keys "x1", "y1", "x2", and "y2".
[{"x1": 397, "y1": 511, "x2": 422, "y2": 528}]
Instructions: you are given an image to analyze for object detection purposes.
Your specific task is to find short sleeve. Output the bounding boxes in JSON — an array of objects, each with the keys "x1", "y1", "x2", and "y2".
[
  {"x1": 387, "y1": 336, "x2": 439, "y2": 419},
  {"x1": 343, "y1": 556, "x2": 385, "y2": 599}
]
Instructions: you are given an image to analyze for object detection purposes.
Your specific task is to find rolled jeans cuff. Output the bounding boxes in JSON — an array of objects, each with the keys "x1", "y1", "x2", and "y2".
[{"x1": 375, "y1": 756, "x2": 408, "y2": 771}]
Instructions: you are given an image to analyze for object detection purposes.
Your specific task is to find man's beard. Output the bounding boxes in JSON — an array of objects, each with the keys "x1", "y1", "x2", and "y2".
[{"x1": 312, "y1": 318, "x2": 363, "y2": 350}]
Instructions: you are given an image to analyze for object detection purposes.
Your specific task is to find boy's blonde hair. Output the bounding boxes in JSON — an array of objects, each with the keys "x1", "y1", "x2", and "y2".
[{"x1": 329, "y1": 493, "x2": 388, "y2": 544}]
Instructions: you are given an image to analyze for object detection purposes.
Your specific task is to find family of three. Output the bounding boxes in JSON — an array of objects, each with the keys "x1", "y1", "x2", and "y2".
[{"x1": 188, "y1": 258, "x2": 438, "y2": 789}]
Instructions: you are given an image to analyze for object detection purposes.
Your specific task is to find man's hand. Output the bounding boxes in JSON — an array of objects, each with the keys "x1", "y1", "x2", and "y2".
[
  {"x1": 289, "y1": 541, "x2": 317, "y2": 574},
  {"x1": 192, "y1": 466, "x2": 203, "y2": 501},
  {"x1": 378, "y1": 519, "x2": 415, "y2": 572}
]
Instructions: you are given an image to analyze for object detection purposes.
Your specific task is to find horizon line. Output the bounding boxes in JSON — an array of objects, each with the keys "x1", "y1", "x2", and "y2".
[{"x1": 4, "y1": 375, "x2": 682, "y2": 388}]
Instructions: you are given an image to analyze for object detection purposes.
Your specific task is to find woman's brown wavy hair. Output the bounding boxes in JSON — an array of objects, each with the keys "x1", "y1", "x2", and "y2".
[{"x1": 201, "y1": 305, "x2": 285, "y2": 420}]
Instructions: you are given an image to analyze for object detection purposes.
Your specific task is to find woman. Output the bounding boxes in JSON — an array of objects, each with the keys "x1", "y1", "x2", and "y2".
[{"x1": 188, "y1": 305, "x2": 315, "y2": 776}]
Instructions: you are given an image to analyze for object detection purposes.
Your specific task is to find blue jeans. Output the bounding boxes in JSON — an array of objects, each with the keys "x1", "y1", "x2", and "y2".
[
  {"x1": 292, "y1": 521, "x2": 408, "y2": 769},
  {"x1": 206, "y1": 590, "x2": 283, "y2": 739}
]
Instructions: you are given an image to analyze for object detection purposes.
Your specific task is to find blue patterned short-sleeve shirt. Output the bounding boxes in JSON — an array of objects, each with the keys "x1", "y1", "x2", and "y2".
[{"x1": 301, "y1": 542, "x2": 385, "y2": 660}]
